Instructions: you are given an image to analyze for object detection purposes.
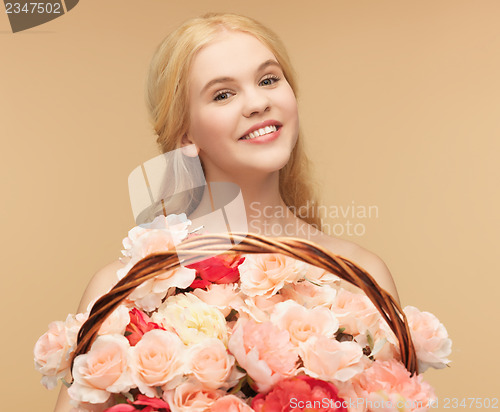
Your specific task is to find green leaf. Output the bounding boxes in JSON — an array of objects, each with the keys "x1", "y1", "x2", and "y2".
[
  {"x1": 113, "y1": 393, "x2": 129, "y2": 404},
  {"x1": 366, "y1": 331, "x2": 374, "y2": 350},
  {"x1": 304, "y1": 278, "x2": 322, "y2": 287},
  {"x1": 229, "y1": 375, "x2": 247, "y2": 394},
  {"x1": 60, "y1": 378, "x2": 71, "y2": 388}
]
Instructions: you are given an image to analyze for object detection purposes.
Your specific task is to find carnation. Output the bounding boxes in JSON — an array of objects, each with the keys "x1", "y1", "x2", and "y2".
[
  {"x1": 228, "y1": 318, "x2": 299, "y2": 392},
  {"x1": 151, "y1": 293, "x2": 228, "y2": 346},
  {"x1": 252, "y1": 375, "x2": 347, "y2": 411},
  {"x1": 340, "y1": 359, "x2": 437, "y2": 411}
]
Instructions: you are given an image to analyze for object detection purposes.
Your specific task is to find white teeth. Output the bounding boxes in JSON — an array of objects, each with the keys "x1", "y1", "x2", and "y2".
[{"x1": 241, "y1": 125, "x2": 277, "y2": 140}]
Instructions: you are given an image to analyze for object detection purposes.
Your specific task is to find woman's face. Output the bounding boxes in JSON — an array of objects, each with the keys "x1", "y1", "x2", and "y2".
[{"x1": 184, "y1": 30, "x2": 299, "y2": 182}]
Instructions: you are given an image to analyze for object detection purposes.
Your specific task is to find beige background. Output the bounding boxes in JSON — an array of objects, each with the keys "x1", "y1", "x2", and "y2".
[{"x1": 1, "y1": 0, "x2": 499, "y2": 410}]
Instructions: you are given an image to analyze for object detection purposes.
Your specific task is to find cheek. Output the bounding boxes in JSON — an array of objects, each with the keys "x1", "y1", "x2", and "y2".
[
  {"x1": 277, "y1": 86, "x2": 299, "y2": 124},
  {"x1": 278, "y1": 88, "x2": 300, "y2": 145},
  {"x1": 190, "y1": 106, "x2": 237, "y2": 146}
]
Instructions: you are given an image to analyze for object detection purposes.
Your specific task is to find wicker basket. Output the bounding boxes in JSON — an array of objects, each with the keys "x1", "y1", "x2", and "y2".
[{"x1": 73, "y1": 232, "x2": 418, "y2": 376}]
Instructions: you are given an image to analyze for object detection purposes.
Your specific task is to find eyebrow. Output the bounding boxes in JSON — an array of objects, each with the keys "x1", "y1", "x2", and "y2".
[{"x1": 200, "y1": 59, "x2": 282, "y2": 96}]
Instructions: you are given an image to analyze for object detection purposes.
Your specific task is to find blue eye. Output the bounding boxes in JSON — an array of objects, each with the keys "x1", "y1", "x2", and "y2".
[
  {"x1": 260, "y1": 75, "x2": 281, "y2": 86},
  {"x1": 213, "y1": 90, "x2": 233, "y2": 101}
]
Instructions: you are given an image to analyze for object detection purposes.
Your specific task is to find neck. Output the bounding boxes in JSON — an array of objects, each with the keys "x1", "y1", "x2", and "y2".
[{"x1": 188, "y1": 169, "x2": 301, "y2": 237}]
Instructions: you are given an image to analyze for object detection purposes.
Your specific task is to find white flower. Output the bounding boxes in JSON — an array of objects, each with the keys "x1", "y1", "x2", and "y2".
[
  {"x1": 151, "y1": 293, "x2": 228, "y2": 346},
  {"x1": 115, "y1": 213, "x2": 195, "y2": 311}
]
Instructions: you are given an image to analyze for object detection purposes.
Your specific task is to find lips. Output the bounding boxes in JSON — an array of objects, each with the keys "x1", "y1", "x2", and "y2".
[{"x1": 238, "y1": 120, "x2": 283, "y2": 140}]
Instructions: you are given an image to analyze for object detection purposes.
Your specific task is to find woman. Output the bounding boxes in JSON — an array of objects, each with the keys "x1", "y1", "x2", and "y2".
[{"x1": 55, "y1": 12, "x2": 399, "y2": 411}]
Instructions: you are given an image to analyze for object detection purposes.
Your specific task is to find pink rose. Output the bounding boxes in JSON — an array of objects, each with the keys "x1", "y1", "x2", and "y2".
[
  {"x1": 192, "y1": 283, "x2": 244, "y2": 317},
  {"x1": 228, "y1": 318, "x2": 298, "y2": 392},
  {"x1": 125, "y1": 308, "x2": 165, "y2": 346},
  {"x1": 117, "y1": 214, "x2": 194, "y2": 311},
  {"x1": 252, "y1": 375, "x2": 347, "y2": 411},
  {"x1": 404, "y1": 306, "x2": 452, "y2": 372},
  {"x1": 34, "y1": 312, "x2": 89, "y2": 390},
  {"x1": 188, "y1": 338, "x2": 243, "y2": 389},
  {"x1": 354, "y1": 319, "x2": 401, "y2": 362},
  {"x1": 187, "y1": 254, "x2": 245, "y2": 289},
  {"x1": 331, "y1": 289, "x2": 381, "y2": 336},
  {"x1": 64, "y1": 312, "x2": 90, "y2": 344},
  {"x1": 68, "y1": 335, "x2": 133, "y2": 404},
  {"x1": 239, "y1": 254, "x2": 303, "y2": 297},
  {"x1": 120, "y1": 214, "x2": 191, "y2": 262},
  {"x1": 99, "y1": 305, "x2": 131, "y2": 336},
  {"x1": 127, "y1": 266, "x2": 196, "y2": 312},
  {"x1": 271, "y1": 300, "x2": 339, "y2": 346},
  {"x1": 164, "y1": 381, "x2": 223, "y2": 411},
  {"x1": 281, "y1": 281, "x2": 337, "y2": 309},
  {"x1": 240, "y1": 294, "x2": 286, "y2": 322},
  {"x1": 34, "y1": 321, "x2": 72, "y2": 390},
  {"x1": 122, "y1": 227, "x2": 182, "y2": 266},
  {"x1": 341, "y1": 359, "x2": 436, "y2": 412},
  {"x1": 211, "y1": 395, "x2": 254, "y2": 411},
  {"x1": 300, "y1": 335, "x2": 366, "y2": 382},
  {"x1": 302, "y1": 263, "x2": 342, "y2": 286},
  {"x1": 129, "y1": 329, "x2": 187, "y2": 397}
]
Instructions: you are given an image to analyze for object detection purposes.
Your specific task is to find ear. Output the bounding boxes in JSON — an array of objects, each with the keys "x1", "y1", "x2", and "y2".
[{"x1": 180, "y1": 133, "x2": 199, "y2": 157}]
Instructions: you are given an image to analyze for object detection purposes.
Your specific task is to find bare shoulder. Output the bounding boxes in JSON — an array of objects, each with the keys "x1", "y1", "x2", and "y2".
[
  {"x1": 308, "y1": 231, "x2": 401, "y2": 305},
  {"x1": 76, "y1": 259, "x2": 126, "y2": 313}
]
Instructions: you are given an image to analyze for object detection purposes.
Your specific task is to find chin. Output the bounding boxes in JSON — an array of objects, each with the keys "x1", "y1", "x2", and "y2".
[{"x1": 246, "y1": 152, "x2": 291, "y2": 174}]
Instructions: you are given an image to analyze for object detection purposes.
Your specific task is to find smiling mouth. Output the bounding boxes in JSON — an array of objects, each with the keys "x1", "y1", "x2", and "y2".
[{"x1": 239, "y1": 125, "x2": 281, "y2": 140}]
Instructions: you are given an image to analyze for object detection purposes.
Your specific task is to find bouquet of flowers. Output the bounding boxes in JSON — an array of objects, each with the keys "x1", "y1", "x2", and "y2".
[{"x1": 34, "y1": 214, "x2": 452, "y2": 412}]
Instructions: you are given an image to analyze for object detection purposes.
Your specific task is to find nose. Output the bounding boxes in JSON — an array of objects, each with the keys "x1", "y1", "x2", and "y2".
[{"x1": 242, "y1": 87, "x2": 271, "y2": 117}]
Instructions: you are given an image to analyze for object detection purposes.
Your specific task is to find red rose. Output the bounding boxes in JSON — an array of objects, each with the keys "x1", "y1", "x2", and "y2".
[
  {"x1": 125, "y1": 308, "x2": 165, "y2": 346},
  {"x1": 252, "y1": 375, "x2": 347, "y2": 411},
  {"x1": 187, "y1": 254, "x2": 245, "y2": 289}
]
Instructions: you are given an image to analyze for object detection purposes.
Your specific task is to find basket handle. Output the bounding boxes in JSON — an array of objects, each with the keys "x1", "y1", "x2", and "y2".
[{"x1": 73, "y1": 232, "x2": 418, "y2": 376}]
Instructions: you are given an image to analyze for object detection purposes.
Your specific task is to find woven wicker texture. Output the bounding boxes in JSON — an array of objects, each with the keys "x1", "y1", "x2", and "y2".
[{"x1": 73, "y1": 232, "x2": 418, "y2": 376}]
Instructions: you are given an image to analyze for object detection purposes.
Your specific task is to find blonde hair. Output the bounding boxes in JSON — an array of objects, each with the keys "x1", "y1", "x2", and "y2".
[{"x1": 145, "y1": 12, "x2": 323, "y2": 229}]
